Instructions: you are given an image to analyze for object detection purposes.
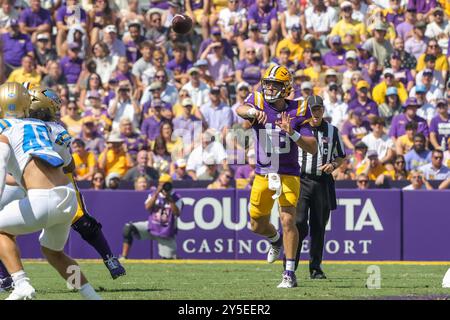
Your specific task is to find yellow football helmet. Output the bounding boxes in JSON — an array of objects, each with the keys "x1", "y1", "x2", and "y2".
[
  {"x1": 261, "y1": 64, "x2": 292, "y2": 103},
  {"x1": 0, "y1": 82, "x2": 31, "y2": 119},
  {"x1": 28, "y1": 86, "x2": 62, "y2": 121}
]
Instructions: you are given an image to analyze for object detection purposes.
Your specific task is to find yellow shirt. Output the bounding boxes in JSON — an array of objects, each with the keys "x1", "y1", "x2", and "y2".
[
  {"x1": 398, "y1": 134, "x2": 414, "y2": 154},
  {"x1": 372, "y1": 81, "x2": 408, "y2": 105},
  {"x1": 73, "y1": 151, "x2": 96, "y2": 177},
  {"x1": 98, "y1": 149, "x2": 132, "y2": 177},
  {"x1": 356, "y1": 163, "x2": 395, "y2": 181},
  {"x1": 275, "y1": 38, "x2": 311, "y2": 63},
  {"x1": 439, "y1": 0, "x2": 450, "y2": 17},
  {"x1": 60, "y1": 116, "x2": 83, "y2": 137},
  {"x1": 172, "y1": 103, "x2": 200, "y2": 118},
  {"x1": 416, "y1": 53, "x2": 449, "y2": 72},
  {"x1": 7, "y1": 68, "x2": 41, "y2": 87},
  {"x1": 330, "y1": 19, "x2": 367, "y2": 49}
]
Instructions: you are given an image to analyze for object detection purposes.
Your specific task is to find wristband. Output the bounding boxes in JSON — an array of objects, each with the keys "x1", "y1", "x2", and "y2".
[
  {"x1": 289, "y1": 131, "x2": 301, "y2": 142},
  {"x1": 247, "y1": 108, "x2": 257, "y2": 118}
]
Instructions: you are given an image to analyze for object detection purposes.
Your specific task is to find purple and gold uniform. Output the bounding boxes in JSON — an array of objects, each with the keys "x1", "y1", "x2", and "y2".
[{"x1": 245, "y1": 91, "x2": 313, "y2": 218}]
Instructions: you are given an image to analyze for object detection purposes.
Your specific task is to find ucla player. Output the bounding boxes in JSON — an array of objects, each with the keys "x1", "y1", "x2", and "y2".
[
  {"x1": 0, "y1": 86, "x2": 125, "y2": 292},
  {"x1": 236, "y1": 65, "x2": 317, "y2": 288},
  {"x1": 0, "y1": 82, "x2": 101, "y2": 300}
]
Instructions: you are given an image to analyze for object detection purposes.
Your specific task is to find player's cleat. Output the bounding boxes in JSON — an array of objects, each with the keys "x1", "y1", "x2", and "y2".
[
  {"x1": 0, "y1": 277, "x2": 13, "y2": 293},
  {"x1": 5, "y1": 280, "x2": 36, "y2": 300},
  {"x1": 310, "y1": 269, "x2": 327, "y2": 280},
  {"x1": 277, "y1": 271, "x2": 298, "y2": 288},
  {"x1": 267, "y1": 244, "x2": 282, "y2": 263},
  {"x1": 104, "y1": 256, "x2": 126, "y2": 279},
  {"x1": 442, "y1": 268, "x2": 450, "y2": 288}
]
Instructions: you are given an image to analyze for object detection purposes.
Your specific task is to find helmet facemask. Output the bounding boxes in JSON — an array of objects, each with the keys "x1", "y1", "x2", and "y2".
[{"x1": 262, "y1": 79, "x2": 288, "y2": 103}]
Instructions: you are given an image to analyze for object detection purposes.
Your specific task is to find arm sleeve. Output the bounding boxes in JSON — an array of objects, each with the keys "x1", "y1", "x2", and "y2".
[{"x1": 0, "y1": 141, "x2": 11, "y2": 201}]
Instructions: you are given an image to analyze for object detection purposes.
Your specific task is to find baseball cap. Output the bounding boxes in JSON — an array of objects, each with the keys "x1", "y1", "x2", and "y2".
[
  {"x1": 148, "y1": 81, "x2": 162, "y2": 91},
  {"x1": 328, "y1": 82, "x2": 339, "y2": 90},
  {"x1": 306, "y1": 95, "x2": 324, "y2": 108},
  {"x1": 404, "y1": 97, "x2": 420, "y2": 108},
  {"x1": 391, "y1": 51, "x2": 401, "y2": 60},
  {"x1": 301, "y1": 81, "x2": 313, "y2": 90},
  {"x1": 340, "y1": 1, "x2": 352, "y2": 9},
  {"x1": 81, "y1": 116, "x2": 96, "y2": 125},
  {"x1": 345, "y1": 50, "x2": 357, "y2": 60},
  {"x1": 290, "y1": 24, "x2": 301, "y2": 31},
  {"x1": 175, "y1": 158, "x2": 187, "y2": 168},
  {"x1": 211, "y1": 26, "x2": 221, "y2": 35},
  {"x1": 415, "y1": 84, "x2": 427, "y2": 93},
  {"x1": 151, "y1": 99, "x2": 164, "y2": 108},
  {"x1": 249, "y1": 23, "x2": 259, "y2": 31},
  {"x1": 210, "y1": 86, "x2": 221, "y2": 94},
  {"x1": 386, "y1": 87, "x2": 398, "y2": 96},
  {"x1": 107, "y1": 132, "x2": 124, "y2": 143},
  {"x1": 104, "y1": 25, "x2": 117, "y2": 33},
  {"x1": 325, "y1": 69, "x2": 338, "y2": 77},
  {"x1": 37, "y1": 33, "x2": 49, "y2": 41},
  {"x1": 182, "y1": 98, "x2": 193, "y2": 107},
  {"x1": 237, "y1": 81, "x2": 250, "y2": 90},
  {"x1": 159, "y1": 173, "x2": 173, "y2": 184},
  {"x1": 168, "y1": 0, "x2": 180, "y2": 7},
  {"x1": 436, "y1": 99, "x2": 448, "y2": 107},
  {"x1": 367, "y1": 150, "x2": 378, "y2": 158},
  {"x1": 330, "y1": 35, "x2": 342, "y2": 44},
  {"x1": 193, "y1": 59, "x2": 209, "y2": 68},
  {"x1": 373, "y1": 21, "x2": 387, "y2": 31},
  {"x1": 188, "y1": 67, "x2": 200, "y2": 75},
  {"x1": 423, "y1": 68, "x2": 434, "y2": 76},
  {"x1": 383, "y1": 68, "x2": 394, "y2": 76},
  {"x1": 128, "y1": 20, "x2": 142, "y2": 28},
  {"x1": 105, "y1": 172, "x2": 121, "y2": 187},
  {"x1": 87, "y1": 90, "x2": 101, "y2": 99},
  {"x1": 6, "y1": 19, "x2": 18, "y2": 27},
  {"x1": 356, "y1": 80, "x2": 370, "y2": 90}
]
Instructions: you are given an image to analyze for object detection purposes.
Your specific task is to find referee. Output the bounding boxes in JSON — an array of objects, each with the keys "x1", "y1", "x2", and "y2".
[{"x1": 290, "y1": 95, "x2": 346, "y2": 279}]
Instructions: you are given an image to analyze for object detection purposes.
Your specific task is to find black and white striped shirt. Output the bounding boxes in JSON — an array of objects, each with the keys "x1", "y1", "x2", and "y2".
[{"x1": 299, "y1": 121, "x2": 346, "y2": 176}]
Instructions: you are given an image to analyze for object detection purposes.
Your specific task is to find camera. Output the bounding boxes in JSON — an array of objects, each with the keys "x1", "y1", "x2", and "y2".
[{"x1": 162, "y1": 182, "x2": 173, "y2": 193}]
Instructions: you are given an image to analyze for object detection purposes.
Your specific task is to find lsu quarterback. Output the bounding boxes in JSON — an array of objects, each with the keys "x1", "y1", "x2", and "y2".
[
  {"x1": 236, "y1": 64, "x2": 317, "y2": 288},
  {"x1": 0, "y1": 85, "x2": 125, "y2": 294}
]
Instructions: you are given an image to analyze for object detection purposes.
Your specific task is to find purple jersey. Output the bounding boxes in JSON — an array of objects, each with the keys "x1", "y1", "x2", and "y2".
[
  {"x1": 429, "y1": 115, "x2": 450, "y2": 145},
  {"x1": 244, "y1": 91, "x2": 314, "y2": 176},
  {"x1": 146, "y1": 188, "x2": 181, "y2": 238}
]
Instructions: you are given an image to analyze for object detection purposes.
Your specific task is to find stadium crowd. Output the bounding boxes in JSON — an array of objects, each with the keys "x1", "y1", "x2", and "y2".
[{"x1": 0, "y1": 0, "x2": 450, "y2": 190}]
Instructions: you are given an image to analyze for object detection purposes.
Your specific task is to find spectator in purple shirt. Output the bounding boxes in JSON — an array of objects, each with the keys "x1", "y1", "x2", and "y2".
[
  {"x1": 124, "y1": 20, "x2": 145, "y2": 63},
  {"x1": 396, "y1": 7, "x2": 417, "y2": 42},
  {"x1": 407, "y1": 0, "x2": 437, "y2": 16},
  {"x1": 247, "y1": 0, "x2": 278, "y2": 51},
  {"x1": 56, "y1": 0, "x2": 87, "y2": 57},
  {"x1": 18, "y1": 0, "x2": 51, "y2": 40},
  {"x1": 119, "y1": 117, "x2": 149, "y2": 163},
  {"x1": 404, "y1": 132, "x2": 432, "y2": 171},
  {"x1": 385, "y1": 0, "x2": 405, "y2": 27},
  {"x1": 235, "y1": 47, "x2": 264, "y2": 90},
  {"x1": 405, "y1": 21, "x2": 428, "y2": 60},
  {"x1": 341, "y1": 107, "x2": 371, "y2": 155},
  {"x1": 429, "y1": 99, "x2": 450, "y2": 150},
  {"x1": 197, "y1": 26, "x2": 235, "y2": 60},
  {"x1": 0, "y1": 19, "x2": 34, "y2": 78},
  {"x1": 59, "y1": 42, "x2": 84, "y2": 88},
  {"x1": 323, "y1": 35, "x2": 347, "y2": 72},
  {"x1": 348, "y1": 80, "x2": 379, "y2": 121},
  {"x1": 390, "y1": 51, "x2": 415, "y2": 91},
  {"x1": 389, "y1": 97, "x2": 430, "y2": 140},
  {"x1": 167, "y1": 43, "x2": 193, "y2": 88},
  {"x1": 141, "y1": 99, "x2": 165, "y2": 142}
]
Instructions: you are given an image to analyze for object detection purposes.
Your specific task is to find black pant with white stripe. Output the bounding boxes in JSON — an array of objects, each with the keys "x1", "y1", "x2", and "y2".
[{"x1": 294, "y1": 174, "x2": 332, "y2": 272}]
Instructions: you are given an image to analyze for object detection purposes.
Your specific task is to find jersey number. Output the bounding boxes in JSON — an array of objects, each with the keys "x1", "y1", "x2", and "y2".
[
  {"x1": 264, "y1": 124, "x2": 290, "y2": 154},
  {"x1": 22, "y1": 124, "x2": 52, "y2": 153}
]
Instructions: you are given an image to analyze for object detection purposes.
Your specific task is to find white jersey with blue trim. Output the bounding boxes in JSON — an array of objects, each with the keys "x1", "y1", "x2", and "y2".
[
  {"x1": 46, "y1": 121, "x2": 72, "y2": 167},
  {"x1": 0, "y1": 118, "x2": 65, "y2": 187}
]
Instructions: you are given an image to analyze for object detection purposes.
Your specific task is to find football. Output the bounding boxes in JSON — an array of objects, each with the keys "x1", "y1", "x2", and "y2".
[{"x1": 171, "y1": 14, "x2": 193, "y2": 34}]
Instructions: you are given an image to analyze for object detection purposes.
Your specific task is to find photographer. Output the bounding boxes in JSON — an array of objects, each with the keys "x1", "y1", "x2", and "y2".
[
  {"x1": 107, "y1": 79, "x2": 141, "y2": 132},
  {"x1": 403, "y1": 170, "x2": 433, "y2": 190},
  {"x1": 121, "y1": 174, "x2": 182, "y2": 259}
]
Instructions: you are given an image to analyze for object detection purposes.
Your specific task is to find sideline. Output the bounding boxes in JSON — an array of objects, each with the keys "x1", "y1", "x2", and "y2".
[{"x1": 23, "y1": 259, "x2": 450, "y2": 266}]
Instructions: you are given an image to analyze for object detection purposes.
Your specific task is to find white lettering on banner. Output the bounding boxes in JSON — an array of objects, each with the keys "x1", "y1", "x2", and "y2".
[
  {"x1": 178, "y1": 197, "x2": 382, "y2": 232},
  {"x1": 182, "y1": 239, "x2": 374, "y2": 255},
  {"x1": 326, "y1": 240, "x2": 340, "y2": 254}
]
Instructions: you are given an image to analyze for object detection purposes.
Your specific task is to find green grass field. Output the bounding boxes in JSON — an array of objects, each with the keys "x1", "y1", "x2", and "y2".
[{"x1": 1, "y1": 260, "x2": 450, "y2": 300}]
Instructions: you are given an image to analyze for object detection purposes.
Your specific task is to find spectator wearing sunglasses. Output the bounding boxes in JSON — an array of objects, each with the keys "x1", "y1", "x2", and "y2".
[
  {"x1": 418, "y1": 149, "x2": 450, "y2": 180},
  {"x1": 207, "y1": 169, "x2": 234, "y2": 189},
  {"x1": 356, "y1": 173, "x2": 370, "y2": 190}
]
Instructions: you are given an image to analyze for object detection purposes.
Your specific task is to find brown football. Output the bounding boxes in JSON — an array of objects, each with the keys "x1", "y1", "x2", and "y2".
[{"x1": 171, "y1": 14, "x2": 193, "y2": 34}]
